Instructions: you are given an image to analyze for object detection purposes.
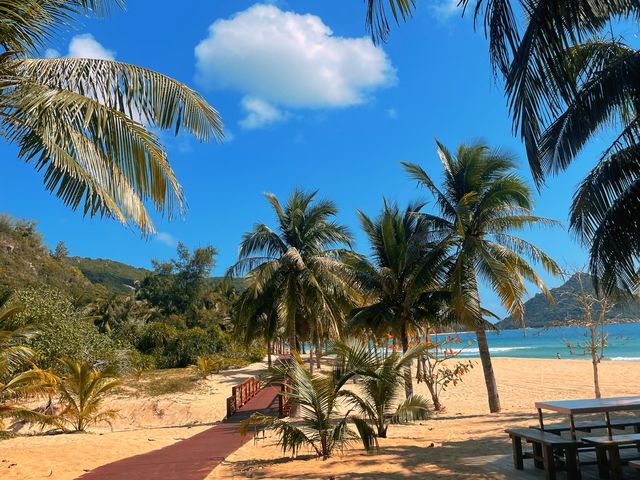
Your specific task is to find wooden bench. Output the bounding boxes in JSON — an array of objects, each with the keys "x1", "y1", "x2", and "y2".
[
  {"x1": 582, "y1": 434, "x2": 640, "y2": 480},
  {"x1": 506, "y1": 428, "x2": 582, "y2": 480},
  {"x1": 531, "y1": 418, "x2": 640, "y2": 434}
]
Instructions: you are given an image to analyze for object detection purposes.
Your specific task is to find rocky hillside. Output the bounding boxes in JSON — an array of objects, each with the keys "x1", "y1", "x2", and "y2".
[
  {"x1": 0, "y1": 215, "x2": 107, "y2": 303},
  {"x1": 497, "y1": 273, "x2": 640, "y2": 329}
]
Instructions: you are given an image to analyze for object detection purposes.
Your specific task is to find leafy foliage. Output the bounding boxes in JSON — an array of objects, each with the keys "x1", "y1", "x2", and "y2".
[
  {"x1": 0, "y1": 1, "x2": 223, "y2": 234},
  {"x1": 404, "y1": 141, "x2": 560, "y2": 413},
  {"x1": 229, "y1": 190, "x2": 357, "y2": 355},
  {"x1": 55, "y1": 359, "x2": 121, "y2": 432},
  {"x1": 335, "y1": 340, "x2": 432, "y2": 438},
  {"x1": 241, "y1": 353, "x2": 378, "y2": 459},
  {"x1": 346, "y1": 201, "x2": 451, "y2": 398},
  {"x1": 0, "y1": 294, "x2": 58, "y2": 431},
  {"x1": 9, "y1": 288, "x2": 125, "y2": 370}
]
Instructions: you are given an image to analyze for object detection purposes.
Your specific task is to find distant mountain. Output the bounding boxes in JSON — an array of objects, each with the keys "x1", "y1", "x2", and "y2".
[
  {"x1": 71, "y1": 257, "x2": 150, "y2": 294},
  {"x1": 497, "y1": 273, "x2": 640, "y2": 329},
  {"x1": 72, "y1": 257, "x2": 245, "y2": 294}
]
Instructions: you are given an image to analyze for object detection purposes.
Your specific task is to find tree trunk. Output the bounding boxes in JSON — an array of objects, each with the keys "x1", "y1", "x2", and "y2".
[
  {"x1": 591, "y1": 324, "x2": 601, "y2": 399},
  {"x1": 316, "y1": 338, "x2": 321, "y2": 369},
  {"x1": 476, "y1": 327, "x2": 501, "y2": 413},
  {"x1": 416, "y1": 354, "x2": 423, "y2": 382},
  {"x1": 267, "y1": 338, "x2": 272, "y2": 368},
  {"x1": 425, "y1": 379, "x2": 443, "y2": 412},
  {"x1": 401, "y1": 325, "x2": 413, "y2": 398},
  {"x1": 309, "y1": 344, "x2": 314, "y2": 375}
]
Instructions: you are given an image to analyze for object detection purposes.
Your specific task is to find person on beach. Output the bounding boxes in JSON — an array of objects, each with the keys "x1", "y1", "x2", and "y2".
[{"x1": 556, "y1": 353, "x2": 561, "y2": 359}]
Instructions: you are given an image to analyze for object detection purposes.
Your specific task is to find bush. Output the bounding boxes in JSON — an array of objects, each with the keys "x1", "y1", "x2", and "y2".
[
  {"x1": 9, "y1": 288, "x2": 125, "y2": 370},
  {"x1": 167, "y1": 327, "x2": 214, "y2": 368},
  {"x1": 125, "y1": 350, "x2": 156, "y2": 379}
]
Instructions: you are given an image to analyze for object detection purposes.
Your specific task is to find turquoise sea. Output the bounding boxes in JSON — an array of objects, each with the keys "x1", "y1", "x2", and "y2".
[{"x1": 448, "y1": 323, "x2": 640, "y2": 361}]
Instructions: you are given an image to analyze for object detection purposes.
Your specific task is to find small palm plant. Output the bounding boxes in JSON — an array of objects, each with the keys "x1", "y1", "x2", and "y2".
[
  {"x1": 193, "y1": 355, "x2": 220, "y2": 379},
  {"x1": 56, "y1": 359, "x2": 121, "y2": 432},
  {"x1": 335, "y1": 340, "x2": 432, "y2": 438},
  {"x1": 0, "y1": 296, "x2": 58, "y2": 431},
  {"x1": 240, "y1": 354, "x2": 377, "y2": 460}
]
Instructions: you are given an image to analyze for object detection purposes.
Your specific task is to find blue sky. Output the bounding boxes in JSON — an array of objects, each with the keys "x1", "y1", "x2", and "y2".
[{"x1": 1, "y1": 1, "x2": 605, "y2": 316}]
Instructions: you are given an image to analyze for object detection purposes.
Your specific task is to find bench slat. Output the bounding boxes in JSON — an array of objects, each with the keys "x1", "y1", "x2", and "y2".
[
  {"x1": 506, "y1": 428, "x2": 582, "y2": 447},
  {"x1": 531, "y1": 418, "x2": 640, "y2": 433},
  {"x1": 582, "y1": 433, "x2": 640, "y2": 446}
]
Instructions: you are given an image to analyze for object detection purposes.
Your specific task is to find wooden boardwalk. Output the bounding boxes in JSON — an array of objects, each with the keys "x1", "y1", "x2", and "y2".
[{"x1": 78, "y1": 384, "x2": 280, "y2": 480}]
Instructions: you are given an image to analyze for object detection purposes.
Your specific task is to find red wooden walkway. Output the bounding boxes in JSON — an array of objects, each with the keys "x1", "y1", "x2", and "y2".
[{"x1": 78, "y1": 385, "x2": 280, "y2": 480}]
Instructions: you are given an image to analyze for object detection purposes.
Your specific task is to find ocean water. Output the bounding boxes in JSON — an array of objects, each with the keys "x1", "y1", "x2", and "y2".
[{"x1": 445, "y1": 323, "x2": 640, "y2": 361}]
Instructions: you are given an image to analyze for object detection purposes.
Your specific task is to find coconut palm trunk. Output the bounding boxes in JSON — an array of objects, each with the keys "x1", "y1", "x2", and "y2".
[
  {"x1": 400, "y1": 323, "x2": 413, "y2": 398},
  {"x1": 475, "y1": 327, "x2": 500, "y2": 412}
]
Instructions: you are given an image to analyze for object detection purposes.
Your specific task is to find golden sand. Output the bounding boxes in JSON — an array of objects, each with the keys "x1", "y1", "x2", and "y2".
[{"x1": 1, "y1": 357, "x2": 638, "y2": 479}]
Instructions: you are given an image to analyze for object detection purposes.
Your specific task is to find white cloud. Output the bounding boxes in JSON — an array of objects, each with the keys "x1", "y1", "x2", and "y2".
[
  {"x1": 386, "y1": 107, "x2": 398, "y2": 119},
  {"x1": 221, "y1": 128, "x2": 236, "y2": 143},
  {"x1": 239, "y1": 96, "x2": 289, "y2": 129},
  {"x1": 431, "y1": 0, "x2": 461, "y2": 21},
  {"x1": 194, "y1": 4, "x2": 396, "y2": 128},
  {"x1": 155, "y1": 232, "x2": 177, "y2": 247},
  {"x1": 67, "y1": 34, "x2": 115, "y2": 60},
  {"x1": 44, "y1": 48, "x2": 60, "y2": 58}
]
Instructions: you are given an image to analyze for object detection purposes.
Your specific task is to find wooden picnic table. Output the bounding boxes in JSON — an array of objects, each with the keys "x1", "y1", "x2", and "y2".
[{"x1": 535, "y1": 396, "x2": 640, "y2": 439}]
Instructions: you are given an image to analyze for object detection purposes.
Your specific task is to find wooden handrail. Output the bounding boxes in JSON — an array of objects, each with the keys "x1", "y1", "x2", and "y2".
[{"x1": 226, "y1": 377, "x2": 262, "y2": 418}]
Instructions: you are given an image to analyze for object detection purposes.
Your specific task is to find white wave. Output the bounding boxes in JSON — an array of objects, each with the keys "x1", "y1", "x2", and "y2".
[
  {"x1": 610, "y1": 357, "x2": 640, "y2": 361},
  {"x1": 459, "y1": 346, "x2": 534, "y2": 354}
]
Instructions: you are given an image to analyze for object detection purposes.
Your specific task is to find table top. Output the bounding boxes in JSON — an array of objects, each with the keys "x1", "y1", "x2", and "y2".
[{"x1": 535, "y1": 396, "x2": 640, "y2": 414}]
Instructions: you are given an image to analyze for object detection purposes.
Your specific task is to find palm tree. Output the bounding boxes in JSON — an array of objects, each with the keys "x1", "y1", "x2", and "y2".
[
  {"x1": 240, "y1": 353, "x2": 377, "y2": 459},
  {"x1": 226, "y1": 190, "x2": 357, "y2": 360},
  {"x1": 0, "y1": 295, "x2": 58, "y2": 430},
  {"x1": 363, "y1": 1, "x2": 640, "y2": 294},
  {"x1": 334, "y1": 339, "x2": 431, "y2": 438},
  {"x1": 56, "y1": 358, "x2": 121, "y2": 432},
  {"x1": 2, "y1": 1, "x2": 223, "y2": 234},
  {"x1": 235, "y1": 284, "x2": 280, "y2": 368},
  {"x1": 403, "y1": 141, "x2": 561, "y2": 412},
  {"x1": 347, "y1": 202, "x2": 451, "y2": 399}
]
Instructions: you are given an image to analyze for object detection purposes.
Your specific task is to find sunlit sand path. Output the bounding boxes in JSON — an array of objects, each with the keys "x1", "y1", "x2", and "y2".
[{"x1": 78, "y1": 385, "x2": 280, "y2": 480}]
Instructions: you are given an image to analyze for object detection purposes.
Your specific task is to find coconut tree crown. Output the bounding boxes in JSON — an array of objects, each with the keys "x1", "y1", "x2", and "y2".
[
  {"x1": 1, "y1": 0, "x2": 223, "y2": 234},
  {"x1": 403, "y1": 141, "x2": 562, "y2": 324},
  {"x1": 228, "y1": 190, "x2": 357, "y2": 353}
]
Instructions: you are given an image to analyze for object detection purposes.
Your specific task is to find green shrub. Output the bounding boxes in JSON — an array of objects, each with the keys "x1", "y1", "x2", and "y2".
[
  {"x1": 168, "y1": 327, "x2": 213, "y2": 368},
  {"x1": 9, "y1": 288, "x2": 125, "y2": 370}
]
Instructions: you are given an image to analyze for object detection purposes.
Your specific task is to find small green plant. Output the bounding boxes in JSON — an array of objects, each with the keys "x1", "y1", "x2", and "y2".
[
  {"x1": 241, "y1": 353, "x2": 377, "y2": 460},
  {"x1": 417, "y1": 333, "x2": 474, "y2": 412},
  {"x1": 335, "y1": 340, "x2": 432, "y2": 438},
  {"x1": 56, "y1": 359, "x2": 121, "y2": 432},
  {"x1": 0, "y1": 295, "x2": 58, "y2": 431},
  {"x1": 193, "y1": 355, "x2": 220, "y2": 379}
]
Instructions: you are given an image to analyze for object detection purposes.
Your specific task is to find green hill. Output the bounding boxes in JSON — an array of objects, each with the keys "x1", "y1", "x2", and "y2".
[
  {"x1": 71, "y1": 257, "x2": 150, "y2": 294},
  {"x1": 0, "y1": 215, "x2": 106, "y2": 303},
  {"x1": 72, "y1": 256, "x2": 245, "y2": 294},
  {"x1": 0, "y1": 213, "x2": 245, "y2": 300},
  {"x1": 497, "y1": 273, "x2": 640, "y2": 329}
]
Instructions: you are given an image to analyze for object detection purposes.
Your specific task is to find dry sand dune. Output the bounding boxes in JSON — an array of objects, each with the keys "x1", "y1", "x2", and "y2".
[{"x1": 1, "y1": 357, "x2": 639, "y2": 479}]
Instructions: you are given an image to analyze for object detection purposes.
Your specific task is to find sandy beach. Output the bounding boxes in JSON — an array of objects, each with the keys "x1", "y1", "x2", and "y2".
[{"x1": 2, "y1": 357, "x2": 639, "y2": 479}]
